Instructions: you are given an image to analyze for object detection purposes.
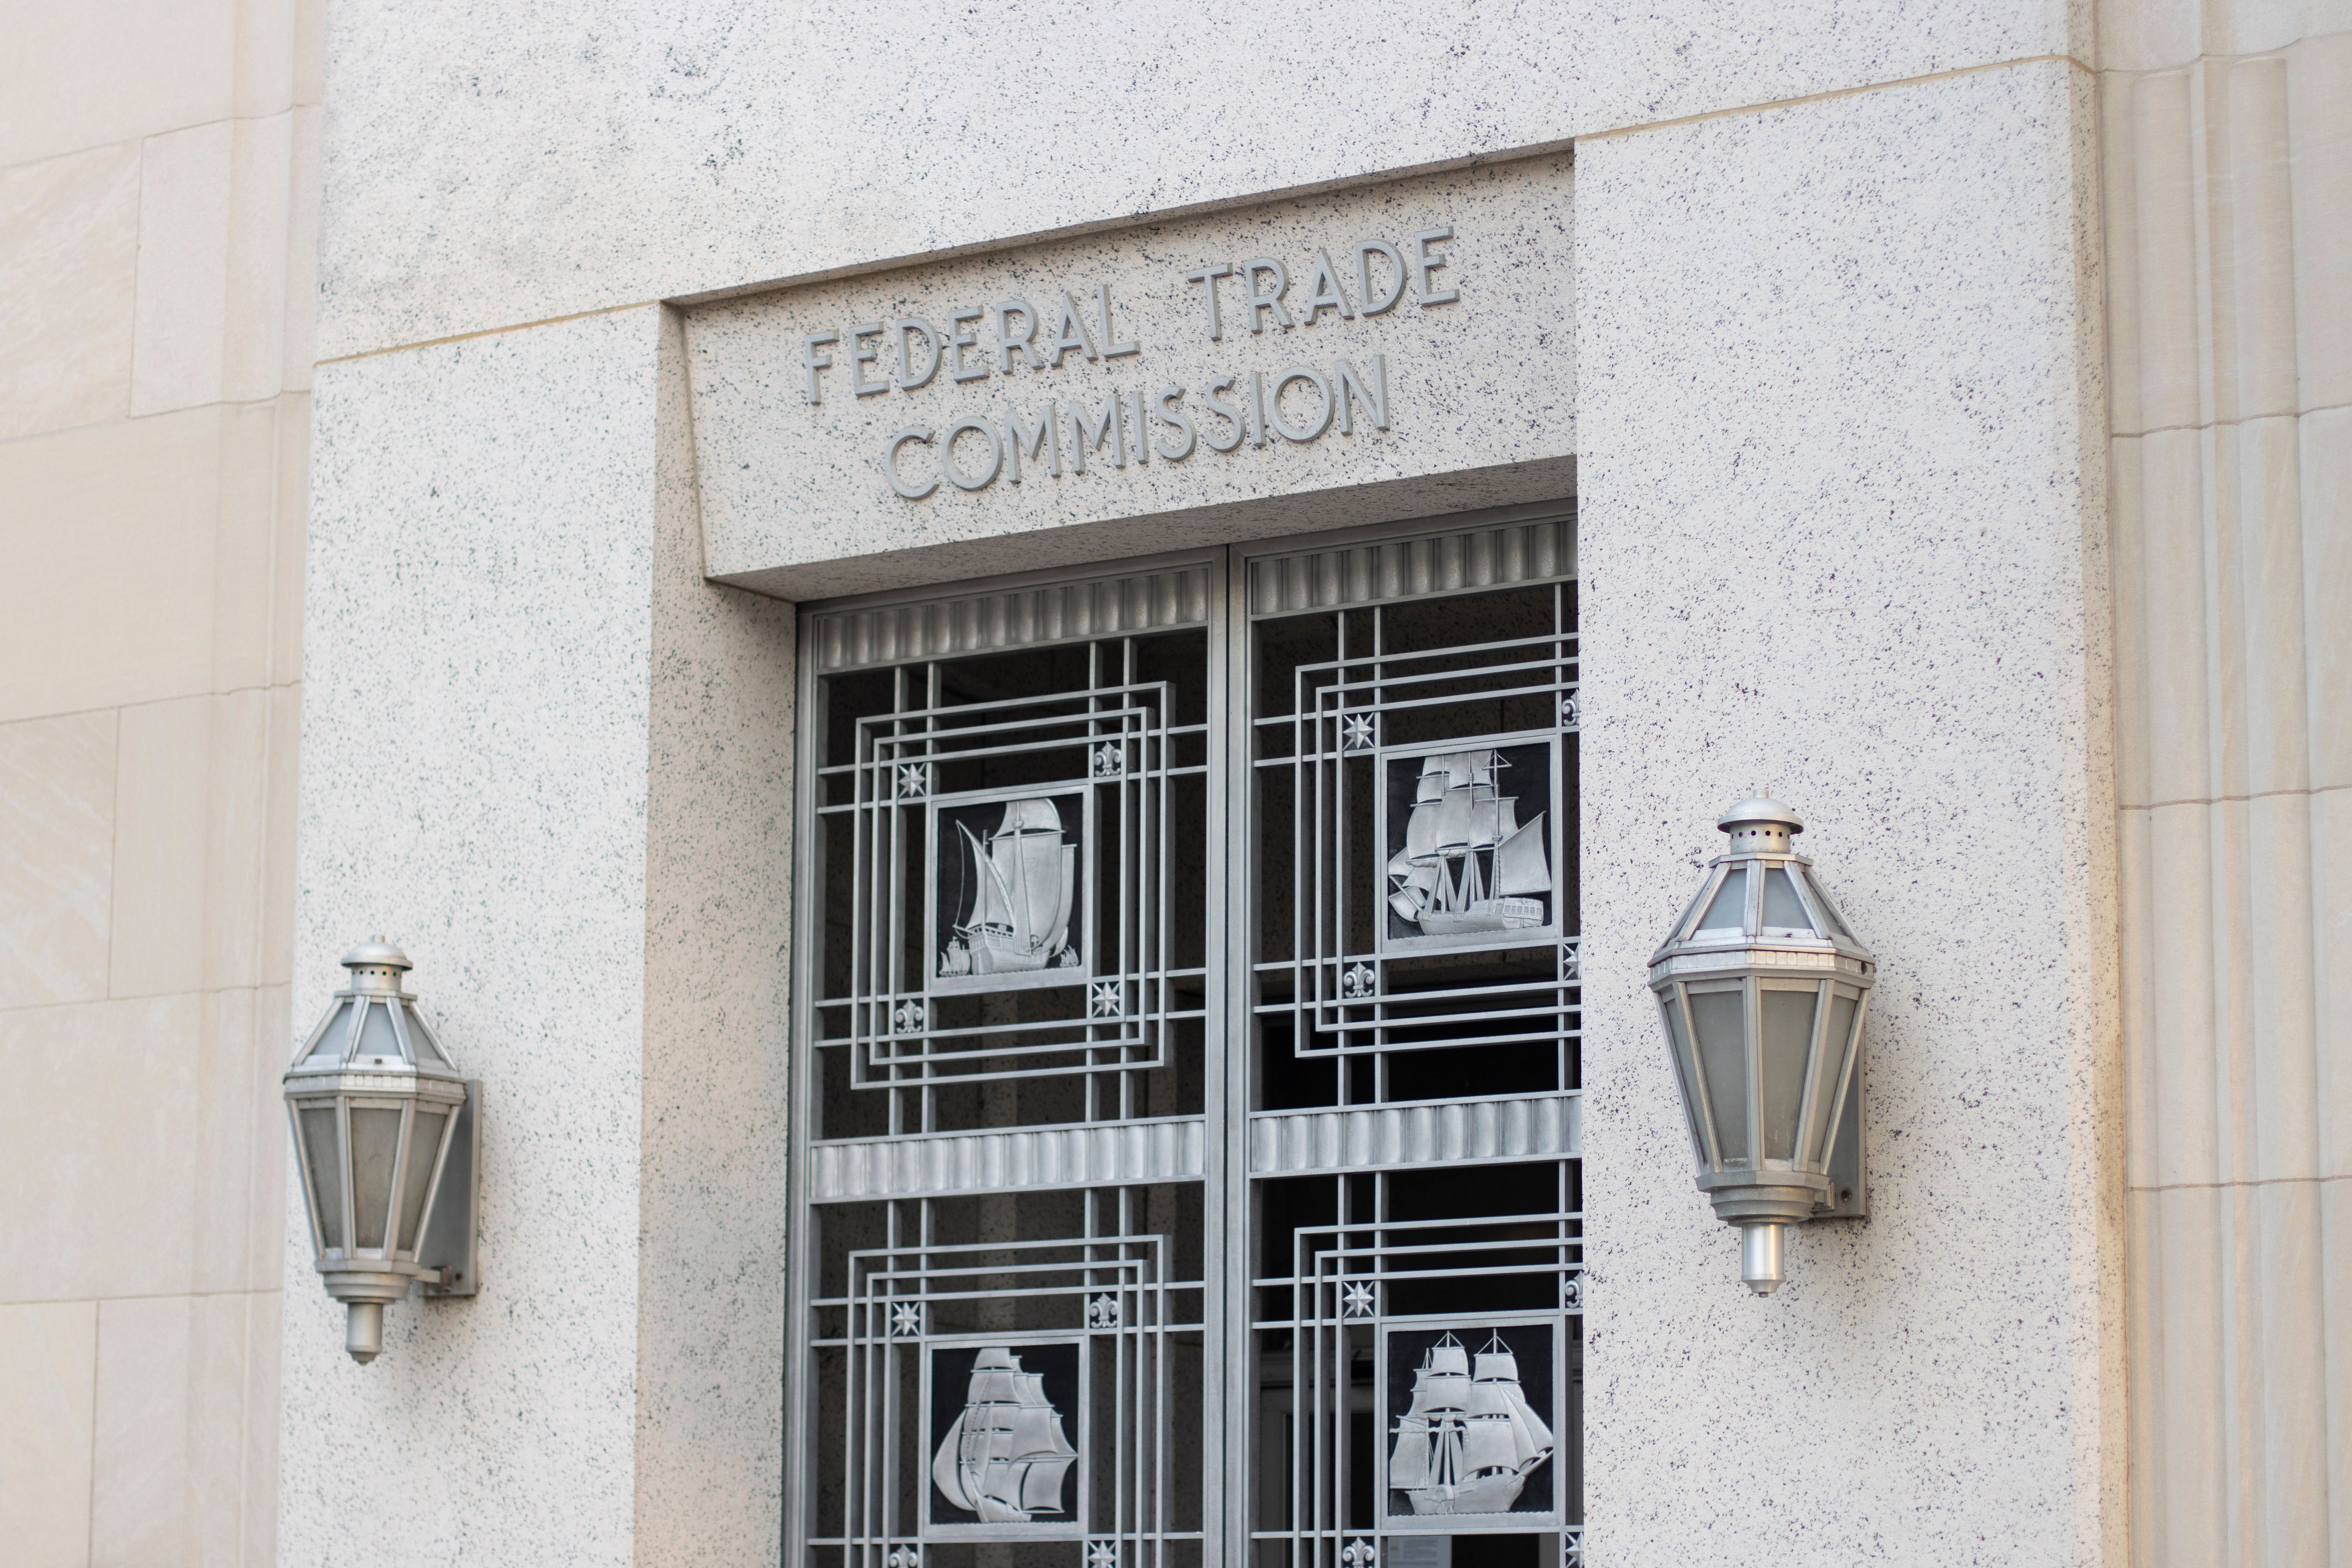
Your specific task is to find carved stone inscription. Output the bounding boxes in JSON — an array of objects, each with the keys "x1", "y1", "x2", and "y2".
[{"x1": 791, "y1": 230, "x2": 1458, "y2": 500}]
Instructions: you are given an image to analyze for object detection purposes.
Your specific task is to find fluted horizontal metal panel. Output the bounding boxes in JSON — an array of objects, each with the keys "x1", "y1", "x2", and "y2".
[
  {"x1": 1247, "y1": 1092, "x2": 1581, "y2": 1176},
  {"x1": 808, "y1": 1115, "x2": 1205, "y2": 1201},
  {"x1": 813, "y1": 563, "x2": 1211, "y2": 671},
  {"x1": 1247, "y1": 514, "x2": 1573, "y2": 617}
]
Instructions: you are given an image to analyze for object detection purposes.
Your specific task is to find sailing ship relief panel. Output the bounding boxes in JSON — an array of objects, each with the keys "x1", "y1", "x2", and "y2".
[{"x1": 792, "y1": 513, "x2": 1583, "y2": 1568}]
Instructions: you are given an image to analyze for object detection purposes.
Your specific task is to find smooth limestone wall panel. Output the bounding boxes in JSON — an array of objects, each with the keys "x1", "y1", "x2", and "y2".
[
  {"x1": 686, "y1": 160, "x2": 1575, "y2": 597},
  {"x1": 312, "y1": 0, "x2": 2087, "y2": 360},
  {"x1": 1576, "y1": 58, "x2": 2119, "y2": 1564},
  {"x1": 286, "y1": 302, "x2": 796, "y2": 1564},
  {"x1": 0, "y1": 4, "x2": 323, "y2": 1561},
  {"x1": 2098, "y1": 13, "x2": 2352, "y2": 1562}
]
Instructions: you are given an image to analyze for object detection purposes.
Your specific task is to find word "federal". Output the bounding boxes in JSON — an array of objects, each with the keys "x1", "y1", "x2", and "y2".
[
  {"x1": 804, "y1": 286, "x2": 1142, "y2": 404},
  {"x1": 882, "y1": 357, "x2": 1388, "y2": 499}
]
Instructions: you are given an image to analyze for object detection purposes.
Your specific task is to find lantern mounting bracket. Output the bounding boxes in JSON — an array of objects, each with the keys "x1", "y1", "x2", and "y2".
[
  {"x1": 420, "y1": 1081, "x2": 482, "y2": 1297},
  {"x1": 1817, "y1": 1065, "x2": 1867, "y2": 1219}
]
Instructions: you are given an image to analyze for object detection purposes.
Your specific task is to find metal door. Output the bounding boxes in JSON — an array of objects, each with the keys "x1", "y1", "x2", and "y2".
[{"x1": 789, "y1": 504, "x2": 1581, "y2": 1568}]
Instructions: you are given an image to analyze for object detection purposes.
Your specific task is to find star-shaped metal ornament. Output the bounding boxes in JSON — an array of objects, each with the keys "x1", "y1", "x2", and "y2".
[
  {"x1": 1086, "y1": 1542, "x2": 1119, "y2": 1568},
  {"x1": 1342, "y1": 1280, "x2": 1376, "y2": 1319},
  {"x1": 1090, "y1": 981, "x2": 1123, "y2": 1018},
  {"x1": 896, "y1": 762, "x2": 930, "y2": 799},
  {"x1": 889, "y1": 1300, "x2": 922, "y2": 1338},
  {"x1": 1341, "y1": 712, "x2": 1377, "y2": 752}
]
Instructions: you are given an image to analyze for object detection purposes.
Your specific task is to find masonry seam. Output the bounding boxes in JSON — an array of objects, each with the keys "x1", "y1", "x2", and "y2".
[
  {"x1": 2128, "y1": 1172, "x2": 2352, "y2": 1194},
  {"x1": 2120, "y1": 781, "x2": 2352, "y2": 812},
  {"x1": 1573, "y1": 52, "x2": 2091, "y2": 144},
  {"x1": 2113, "y1": 399, "x2": 2352, "y2": 439}
]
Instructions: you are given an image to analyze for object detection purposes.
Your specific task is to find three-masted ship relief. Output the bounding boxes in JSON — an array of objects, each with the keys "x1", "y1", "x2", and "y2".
[
  {"x1": 1390, "y1": 1334, "x2": 1555, "y2": 1516},
  {"x1": 1388, "y1": 752, "x2": 1551, "y2": 937},
  {"x1": 937, "y1": 798, "x2": 1082, "y2": 978},
  {"x1": 931, "y1": 1347, "x2": 1080, "y2": 1523}
]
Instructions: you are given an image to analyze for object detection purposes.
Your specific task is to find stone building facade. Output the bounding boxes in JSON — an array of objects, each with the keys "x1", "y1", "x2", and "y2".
[{"x1": 0, "y1": 2, "x2": 2344, "y2": 1564}]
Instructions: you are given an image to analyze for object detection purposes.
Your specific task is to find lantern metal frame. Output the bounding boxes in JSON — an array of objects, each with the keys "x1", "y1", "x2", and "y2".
[
  {"x1": 1648, "y1": 800, "x2": 1872, "y2": 1294},
  {"x1": 283, "y1": 940, "x2": 479, "y2": 1363}
]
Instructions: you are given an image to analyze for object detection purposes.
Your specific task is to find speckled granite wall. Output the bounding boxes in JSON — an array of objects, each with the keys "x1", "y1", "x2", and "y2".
[
  {"x1": 1576, "y1": 58, "x2": 2121, "y2": 1566},
  {"x1": 284, "y1": 5, "x2": 2129, "y2": 1564},
  {"x1": 285, "y1": 304, "x2": 794, "y2": 1564}
]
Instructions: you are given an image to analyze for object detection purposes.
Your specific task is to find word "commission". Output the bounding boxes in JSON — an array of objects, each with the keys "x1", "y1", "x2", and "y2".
[{"x1": 882, "y1": 356, "x2": 1389, "y2": 499}]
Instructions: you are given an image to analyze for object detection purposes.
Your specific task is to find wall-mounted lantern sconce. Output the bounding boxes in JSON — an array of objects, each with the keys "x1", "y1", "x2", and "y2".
[
  {"x1": 283, "y1": 940, "x2": 479, "y2": 1362},
  {"x1": 1649, "y1": 800, "x2": 1874, "y2": 1294}
]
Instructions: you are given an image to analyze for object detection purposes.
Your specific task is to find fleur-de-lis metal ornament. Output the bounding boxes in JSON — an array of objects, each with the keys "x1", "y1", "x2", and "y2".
[
  {"x1": 1087, "y1": 1293, "x2": 1121, "y2": 1329},
  {"x1": 1341, "y1": 1539, "x2": 1377, "y2": 1568},
  {"x1": 1093, "y1": 741, "x2": 1125, "y2": 778},
  {"x1": 1562, "y1": 1273, "x2": 1585, "y2": 1311},
  {"x1": 1341, "y1": 962, "x2": 1376, "y2": 999},
  {"x1": 886, "y1": 1548, "x2": 920, "y2": 1568},
  {"x1": 892, "y1": 1000, "x2": 926, "y2": 1034},
  {"x1": 1559, "y1": 691, "x2": 1580, "y2": 728}
]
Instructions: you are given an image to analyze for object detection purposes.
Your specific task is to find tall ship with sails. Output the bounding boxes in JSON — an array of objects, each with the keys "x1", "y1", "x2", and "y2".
[
  {"x1": 1389, "y1": 1333, "x2": 1555, "y2": 1516},
  {"x1": 931, "y1": 1347, "x2": 1079, "y2": 1523},
  {"x1": 938, "y1": 798, "x2": 1080, "y2": 977},
  {"x1": 1388, "y1": 751, "x2": 1550, "y2": 936}
]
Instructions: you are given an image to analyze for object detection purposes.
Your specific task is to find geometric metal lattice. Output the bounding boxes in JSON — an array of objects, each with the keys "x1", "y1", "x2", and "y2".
[
  {"x1": 814, "y1": 1191, "x2": 1205, "y2": 1565},
  {"x1": 1244, "y1": 520, "x2": 1583, "y2": 1568},
  {"x1": 1252, "y1": 1178, "x2": 1584, "y2": 1568},
  {"x1": 833, "y1": 679, "x2": 1181, "y2": 1087},
  {"x1": 795, "y1": 507, "x2": 1581, "y2": 1568},
  {"x1": 1257, "y1": 604, "x2": 1579, "y2": 1058}
]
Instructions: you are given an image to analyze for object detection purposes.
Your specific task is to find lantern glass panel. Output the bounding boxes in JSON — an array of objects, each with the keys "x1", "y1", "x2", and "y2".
[
  {"x1": 1696, "y1": 867, "x2": 1748, "y2": 931},
  {"x1": 301, "y1": 1000, "x2": 353, "y2": 1066},
  {"x1": 1759, "y1": 983, "x2": 1821, "y2": 1161},
  {"x1": 299, "y1": 1106, "x2": 345, "y2": 1250},
  {"x1": 1807, "y1": 990, "x2": 1862, "y2": 1156},
  {"x1": 401, "y1": 1003, "x2": 449, "y2": 1065},
  {"x1": 355, "y1": 1000, "x2": 399, "y2": 1063},
  {"x1": 1802, "y1": 868, "x2": 1853, "y2": 941},
  {"x1": 1660, "y1": 994, "x2": 1708, "y2": 1158},
  {"x1": 348, "y1": 1106, "x2": 403, "y2": 1249},
  {"x1": 396, "y1": 1109, "x2": 447, "y2": 1251},
  {"x1": 1761, "y1": 868, "x2": 1811, "y2": 933},
  {"x1": 1689, "y1": 985, "x2": 1749, "y2": 1165}
]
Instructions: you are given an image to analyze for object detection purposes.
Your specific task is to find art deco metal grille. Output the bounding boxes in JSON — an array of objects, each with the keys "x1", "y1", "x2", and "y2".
[{"x1": 792, "y1": 507, "x2": 1580, "y2": 1568}]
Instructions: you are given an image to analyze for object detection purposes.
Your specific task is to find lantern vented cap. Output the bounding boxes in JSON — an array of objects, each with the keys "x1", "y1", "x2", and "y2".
[
  {"x1": 1717, "y1": 797, "x2": 1804, "y2": 855},
  {"x1": 341, "y1": 938, "x2": 412, "y2": 993}
]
